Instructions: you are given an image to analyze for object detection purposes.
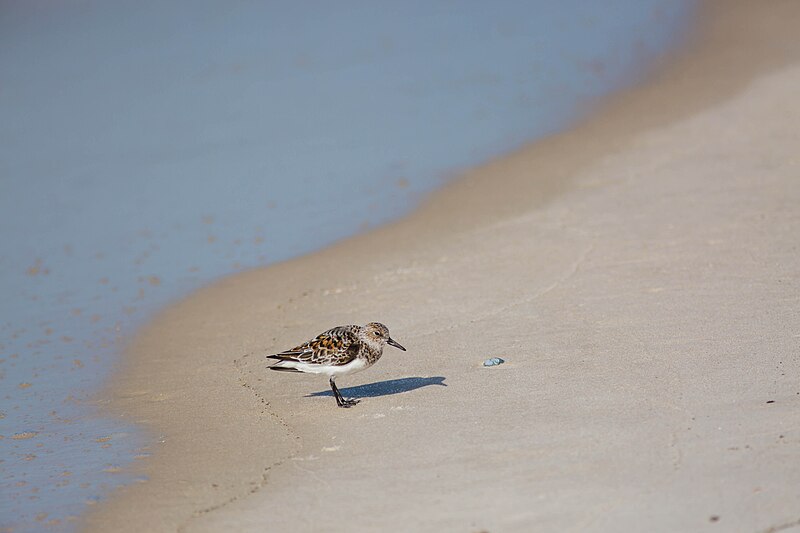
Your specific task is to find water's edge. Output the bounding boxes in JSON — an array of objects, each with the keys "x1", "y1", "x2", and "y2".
[
  {"x1": 1, "y1": 3, "x2": 696, "y2": 530},
  {"x1": 81, "y1": 1, "x2": 800, "y2": 530}
]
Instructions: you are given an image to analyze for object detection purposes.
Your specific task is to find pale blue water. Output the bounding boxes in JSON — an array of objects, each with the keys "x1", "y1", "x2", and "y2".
[{"x1": 0, "y1": 1, "x2": 695, "y2": 530}]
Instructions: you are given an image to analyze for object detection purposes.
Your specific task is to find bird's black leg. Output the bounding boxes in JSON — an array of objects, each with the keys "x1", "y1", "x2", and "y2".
[
  {"x1": 330, "y1": 378, "x2": 347, "y2": 407},
  {"x1": 329, "y1": 377, "x2": 359, "y2": 408}
]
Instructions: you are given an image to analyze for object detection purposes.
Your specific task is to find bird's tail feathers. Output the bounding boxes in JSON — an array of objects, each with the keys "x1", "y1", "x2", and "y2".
[{"x1": 269, "y1": 365, "x2": 302, "y2": 373}]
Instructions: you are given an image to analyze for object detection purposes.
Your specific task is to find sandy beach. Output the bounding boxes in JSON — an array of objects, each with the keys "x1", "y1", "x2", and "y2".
[{"x1": 85, "y1": 2, "x2": 800, "y2": 532}]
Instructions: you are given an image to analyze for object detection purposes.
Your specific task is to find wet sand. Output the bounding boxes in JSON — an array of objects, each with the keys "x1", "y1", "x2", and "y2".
[{"x1": 85, "y1": 1, "x2": 800, "y2": 531}]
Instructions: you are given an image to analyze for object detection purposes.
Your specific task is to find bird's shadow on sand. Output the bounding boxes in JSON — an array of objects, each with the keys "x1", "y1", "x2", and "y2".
[{"x1": 307, "y1": 376, "x2": 447, "y2": 399}]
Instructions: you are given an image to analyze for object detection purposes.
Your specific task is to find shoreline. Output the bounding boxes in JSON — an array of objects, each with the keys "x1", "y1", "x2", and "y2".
[{"x1": 85, "y1": 1, "x2": 800, "y2": 531}]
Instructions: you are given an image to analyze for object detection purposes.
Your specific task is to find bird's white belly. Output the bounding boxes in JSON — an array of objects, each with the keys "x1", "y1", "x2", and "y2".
[
  {"x1": 274, "y1": 356, "x2": 370, "y2": 377},
  {"x1": 325, "y1": 357, "x2": 369, "y2": 377}
]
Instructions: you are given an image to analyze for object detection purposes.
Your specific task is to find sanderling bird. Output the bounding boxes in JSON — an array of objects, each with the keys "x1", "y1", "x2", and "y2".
[{"x1": 268, "y1": 322, "x2": 406, "y2": 408}]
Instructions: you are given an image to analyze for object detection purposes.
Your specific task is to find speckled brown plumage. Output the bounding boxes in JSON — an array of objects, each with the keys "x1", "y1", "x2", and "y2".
[{"x1": 273, "y1": 325, "x2": 362, "y2": 365}]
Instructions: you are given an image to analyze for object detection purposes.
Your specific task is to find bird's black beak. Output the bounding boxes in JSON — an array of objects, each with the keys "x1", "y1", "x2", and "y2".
[{"x1": 387, "y1": 338, "x2": 406, "y2": 351}]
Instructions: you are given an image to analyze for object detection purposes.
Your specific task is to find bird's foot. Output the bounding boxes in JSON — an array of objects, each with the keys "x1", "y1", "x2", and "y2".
[{"x1": 337, "y1": 398, "x2": 360, "y2": 408}]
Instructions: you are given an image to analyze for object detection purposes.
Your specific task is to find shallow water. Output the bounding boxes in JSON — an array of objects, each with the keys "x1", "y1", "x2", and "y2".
[{"x1": 0, "y1": 1, "x2": 695, "y2": 530}]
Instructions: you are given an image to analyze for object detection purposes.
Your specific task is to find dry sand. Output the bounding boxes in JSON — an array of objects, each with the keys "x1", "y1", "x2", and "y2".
[{"x1": 85, "y1": 2, "x2": 800, "y2": 532}]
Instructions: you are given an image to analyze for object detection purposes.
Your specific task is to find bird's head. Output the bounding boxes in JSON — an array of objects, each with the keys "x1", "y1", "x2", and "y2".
[{"x1": 361, "y1": 322, "x2": 406, "y2": 352}]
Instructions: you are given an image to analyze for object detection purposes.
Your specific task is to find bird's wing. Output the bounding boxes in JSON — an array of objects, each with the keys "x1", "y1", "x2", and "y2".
[{"x1": 267, "y1": 325, "x2": 360, "y2": 366}]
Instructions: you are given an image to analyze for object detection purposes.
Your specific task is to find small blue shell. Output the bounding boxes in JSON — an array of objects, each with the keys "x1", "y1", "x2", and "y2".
[{"x1": 483, "y1": 357, "x2": 505, "y2": 367}]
